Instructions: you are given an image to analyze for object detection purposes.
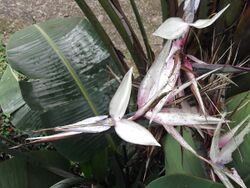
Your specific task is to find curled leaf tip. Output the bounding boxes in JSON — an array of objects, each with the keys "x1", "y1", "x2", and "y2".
[{"x1": 189, "y1": 4, "x2": 230, "y2": 29}]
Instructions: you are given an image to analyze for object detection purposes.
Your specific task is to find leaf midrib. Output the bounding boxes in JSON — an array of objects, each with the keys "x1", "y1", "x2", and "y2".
[{"x1": 34, "y1": 24, "x2": 99, "y2": 116}]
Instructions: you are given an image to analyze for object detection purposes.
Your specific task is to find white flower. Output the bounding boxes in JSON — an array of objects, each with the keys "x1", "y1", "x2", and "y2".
[
  {"x1": 27, "y1": 68, "x2": 160, "y2": 147},
  {"x1": 153, "y1": 4, "x2": 230, "y2": 40}
]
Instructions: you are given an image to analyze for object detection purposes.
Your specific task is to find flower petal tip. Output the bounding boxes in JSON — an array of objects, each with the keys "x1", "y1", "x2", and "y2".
[
  {"x1": 115, "y1": 119, "x2": 160, "y2": 147},
  {"x1": 109, "y1": 68, "x2": 133, "y2": 119}
]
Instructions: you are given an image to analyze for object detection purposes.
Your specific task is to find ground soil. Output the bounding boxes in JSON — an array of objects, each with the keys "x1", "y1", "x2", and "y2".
[{"x1": 0, "y1": 0, "x2": 163, "y2": 55}]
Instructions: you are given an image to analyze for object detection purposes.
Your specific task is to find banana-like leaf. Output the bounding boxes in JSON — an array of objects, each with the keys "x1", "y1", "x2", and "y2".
[
  {"x1": 6, "y1": 17, "x2": 123, "y2": 162},
  {"x1": 0, "y1": 151, "x2": 70, "y2": 188}
]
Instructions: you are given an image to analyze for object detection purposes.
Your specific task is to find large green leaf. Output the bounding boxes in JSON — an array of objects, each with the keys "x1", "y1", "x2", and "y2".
[
  {"x1": 0, "y1": 151, "x2": 70, "y2": 188},
  {"x1": 0, "y1": 66, "x2": 24, "y2": 116},
  {"x1": 0, "y1": 65, "x2": 43, "y2": 130},
  {"x1": 162, "y1": 128, "x2": 205, "y2": 178},
  {"x1": 226, "y1": 90, "x2": 250, "y2": 178},
  {"x1": 5, "y1": 17, "x2": 122, "y2": 162},
  {"x1": 146, "y1": 174, "x2": 224, "y2": 188}
]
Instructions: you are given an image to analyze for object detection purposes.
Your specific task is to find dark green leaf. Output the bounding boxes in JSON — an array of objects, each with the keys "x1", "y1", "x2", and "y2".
[
  {"x1": 0, "y1": 151, "x2": 70, "y2": 188},
  {"x1": 146, "y1": 174, "x2": 224, "y2": 188},
  {"x1": 6, "y1": 17, "x2": 122, "y2": 162},
  {"x1": 226, "y1": 73, "x2": 250, "y2": 98},
  {"x1": 80, "y1": 148, "x2": 108, "y2": 182},
  {"x1": 226, "y1": 91, "x2": 250, "y2": 178},
  {"x1": 162, "y1": 128, "x2": 205, "y2": 178},
  {"x1": 0, "y1": 66, "x2": 24, "y2": 115},
  {"x1": 53, "y1": 132, "x2": 108, "y2": 163},
  {"x1": 50, "y1": 177, "x2": 90, "y2": 188}
]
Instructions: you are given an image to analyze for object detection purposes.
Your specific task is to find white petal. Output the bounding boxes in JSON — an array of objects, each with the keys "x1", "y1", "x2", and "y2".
[
  {"x1": 183, "y1": 0, "x2": 200, "y2": 22},
  {"x1": 153, "y1": 17, "x2": 189, "y2": 40},
  {"x1": 55, "y1": 125, "x2": 110, "y2": 133},
  {"x1": 183, "y1": 0, "x2": 200, "y2": 12},
  {"x1": 109, "y1": 68, "x2": 133, "y2": 119},
  {"x1": 147, "y1": 108, "x2": 222, "y2": 126},
  {"x1": 213, "y1": 167, "x2": 235, "y2": 188},
  {"x1": 133, "y1": 68, "x2": 220, "y2": 120},
  {"x1": 157, "y1": 56, "x2": 180, "y2": 94},
  {"x1": 210, "y1": 117, "x2": 224, "y2": 162},
  {"x1": 54, "y1": 115, "x2": 111, "y2": 133},
  {"x1": 217, "y1": 120, "x2": 250, "y2": 164},
  {"x1": 114, "y1": 119, "x2": 160, "y2": 146},
  {"x1": 137, "y1": 41, "x2": 172, "y2": 108},
  {"x1": 26, "y1": 132, "x2": 81, "y2": 143},
  {"x1": 150, "y1": 58, "x2": 181, "y2": 123},
  {"x1": 189, "y1": 4, "x2": 230, "y2": 28},
  {"x1": 219, "y1": 115, "x2": 250, "y2": 148},
  {"x1": 187, "y1": 54, "x2": 207, "y2": 64},
  {"x1": 185, "y1": 71, "x2": 206, "y2": 115},
  {"x1": 73, "y1": 115, "x2": 108, "y2": 125},
  {"x1": 224, "y1": 168, "x2": 247, "y2": 188}
]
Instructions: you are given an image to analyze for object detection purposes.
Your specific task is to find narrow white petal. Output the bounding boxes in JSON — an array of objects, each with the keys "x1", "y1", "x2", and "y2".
[
  {"x1": 73, "y1": 115, "x2": 108, "y2": 125},
  {"x1": 109, "y1": 68, "x2": 133, "y2": 119},
  {"x1": 217, "y1": 120, "x2": 250, "y2": 164},
  {"x1": 194, "y1": 0, "x2": 201, "y2": 11},
  {"x1": 55, "y1": 125, "x2": 110, "y2": 133},
  {"x1": 189, "y1": 4, "x2": 230, "y2": 28},
  {"x1": 185, "y1": 71, "x2": 206, "y2": 115},
  {"x1": 158, "y1": 57, "x2": 181, "y2": 94},
  {"x1": 133, "y1": 68, "x2": 220, "y2": 120},
  {"x1": 210, "y1": 117, "x2": 224, "y2": 162},
  {"x1": 137, "y1": 41, "x2": 172, "y2": 108},
  {"x1": 26, "y1": 132, "x2": 81, "y2": 143},
  {"x1": 224, "y1": 168, "x2": 247, "y2": 188},
  {"x1": 213, "y1": 167, "x2": 234, "y2": 188},
  {"x1": 153, "y1": 17, "x2": 189, "y2": 40},
  {"x1": 114, "y1": 119, "x2": 160, "y2": 146},
  {"x1": 183, "y1": 0, "x2": 200, "y2": 14},
  {"x1": 219, "y1": 115, "x2": 250, "y2": 148},
  {"x1": 53, "y1": 115, "x2": 111, "y2": 133},
  {"x1": 150, "y1": 58, "x2": 181, "y2": 122},
  {"x1": 187, "y1": 54, "x2": 207, "y2": 64}
]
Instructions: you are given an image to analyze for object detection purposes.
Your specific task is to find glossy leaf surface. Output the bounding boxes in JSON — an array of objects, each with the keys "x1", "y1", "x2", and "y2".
[{"x1": 6, "y1": 17, "x2": 122, "y2": 162}]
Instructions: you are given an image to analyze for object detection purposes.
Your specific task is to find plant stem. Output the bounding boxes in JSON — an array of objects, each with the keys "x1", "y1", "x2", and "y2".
[
  {"x1": 98, "y1": 0, "x2": 148, "y2": 75},
  {"x1": 129, "y1": 0, "x2": 154, "y2": 64},
  {"x1": 74, "y1": 0, "x2": 128, "y2": 75}
]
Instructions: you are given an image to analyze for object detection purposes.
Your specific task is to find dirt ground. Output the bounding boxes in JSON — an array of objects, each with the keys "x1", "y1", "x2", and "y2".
[{"x1": 0, "y1": 0, "x2": 163, "y2": 55}]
